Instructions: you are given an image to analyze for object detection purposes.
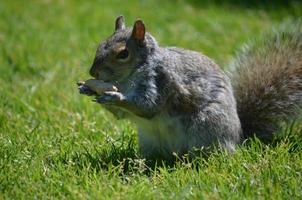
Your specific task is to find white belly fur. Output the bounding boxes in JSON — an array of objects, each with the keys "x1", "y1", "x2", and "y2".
[{"x1": 129, "y1": 112, "x2": 187, "y2": 159}]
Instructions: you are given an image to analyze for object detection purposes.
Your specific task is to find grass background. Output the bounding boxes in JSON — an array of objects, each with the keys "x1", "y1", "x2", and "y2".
[{"x1": 1, "y1": 0, "x2": 302, "y2": 199}]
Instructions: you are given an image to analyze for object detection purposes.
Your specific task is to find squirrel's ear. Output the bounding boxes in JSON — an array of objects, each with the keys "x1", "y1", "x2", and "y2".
[
  {"x1": 131, "y1": 19, "x2": 145, "y2": 45},
  {"x1": 115, "y1": 15, "x2": 125, "y2": 31}
]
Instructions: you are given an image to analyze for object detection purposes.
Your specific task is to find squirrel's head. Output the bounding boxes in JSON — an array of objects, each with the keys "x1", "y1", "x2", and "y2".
[{"x1": 89, "y1": 16, "x2": 157, "y2": 83}]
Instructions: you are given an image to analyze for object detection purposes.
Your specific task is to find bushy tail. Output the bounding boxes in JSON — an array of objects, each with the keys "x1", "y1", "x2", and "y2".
[{"x1": 229, "y1": 19, "x2": 302, "y2": 141}]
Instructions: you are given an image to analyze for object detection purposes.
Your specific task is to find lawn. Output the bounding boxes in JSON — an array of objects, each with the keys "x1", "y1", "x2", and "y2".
[{"x1": 1, "y1": 0, "x2": 302, "y2": 199}]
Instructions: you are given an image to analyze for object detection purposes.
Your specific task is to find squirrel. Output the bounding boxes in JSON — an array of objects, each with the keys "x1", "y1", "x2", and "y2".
[{"x1": 78, "y1": 16, "x2": 302, "y2": 162}]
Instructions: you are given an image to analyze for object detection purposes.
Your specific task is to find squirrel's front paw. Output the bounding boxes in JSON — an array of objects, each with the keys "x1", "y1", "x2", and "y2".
[{"x1": 95, "y1": 91, "x2": 125, "y2": 105}]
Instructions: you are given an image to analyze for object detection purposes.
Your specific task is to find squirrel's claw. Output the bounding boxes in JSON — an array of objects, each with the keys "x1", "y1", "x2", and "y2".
[
  {"x1": 78, "y1": 85, "x2": 96, "y2": 96},
  {"x1": 95, "y1": 91, "x2": 125, "y2": 104}
]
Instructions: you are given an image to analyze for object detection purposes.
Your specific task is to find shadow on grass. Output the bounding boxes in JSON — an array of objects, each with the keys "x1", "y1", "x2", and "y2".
[
  {"x1": 46, "y1": 135, "x2": 205, "y2": 176},
  {"x1": 242, "y1": 120, "x2": 302, "y2": 153},
  {"x1": 271, "y1": 121, "x2": 302, "y2": 153},
  {"x1": 47, "y1": 121, "x2": 302, "y2": 176},
  {"x1": 46, "y1": 133, "x2": 177, "y2": 176},
  {"x1": 58, "y1": 136, "x2": 148, "y2": 174}
]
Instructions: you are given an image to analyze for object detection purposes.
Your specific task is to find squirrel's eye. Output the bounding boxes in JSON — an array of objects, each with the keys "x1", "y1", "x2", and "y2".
[{"x1": 116, "y1": 49, "x2": 129, "y2": 60}]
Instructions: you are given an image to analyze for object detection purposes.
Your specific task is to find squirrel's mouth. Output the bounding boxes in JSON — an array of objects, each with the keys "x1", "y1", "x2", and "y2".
[{"x1": 90, "y1": 64, "x2": 114, "y2": 80}]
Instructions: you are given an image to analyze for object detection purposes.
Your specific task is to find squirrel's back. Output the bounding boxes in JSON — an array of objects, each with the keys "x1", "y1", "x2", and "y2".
[{"x1": 230, "y1": 20, "x2": 302, "y2": 141}]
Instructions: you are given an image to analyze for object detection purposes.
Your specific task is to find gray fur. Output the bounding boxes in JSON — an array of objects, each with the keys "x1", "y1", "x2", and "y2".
[{"x1": 84, "y1": 17, "x2": 302, "y2": 161}]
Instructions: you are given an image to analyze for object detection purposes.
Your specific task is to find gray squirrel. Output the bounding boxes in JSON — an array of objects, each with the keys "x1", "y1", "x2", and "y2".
[{"x1": 78, "y1": 16, "x2": 302, "y2": 162}]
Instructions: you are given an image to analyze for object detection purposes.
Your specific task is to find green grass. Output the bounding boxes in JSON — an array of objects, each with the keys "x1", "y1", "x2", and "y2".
[{"x1": 1, "y1": 0, "x2": 302, "y2": 199}]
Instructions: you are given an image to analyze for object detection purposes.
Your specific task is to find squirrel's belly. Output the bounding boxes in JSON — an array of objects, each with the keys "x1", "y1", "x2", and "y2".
[{"x1": 130, "y1": 114, "x2": 187, "y2": 159}]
